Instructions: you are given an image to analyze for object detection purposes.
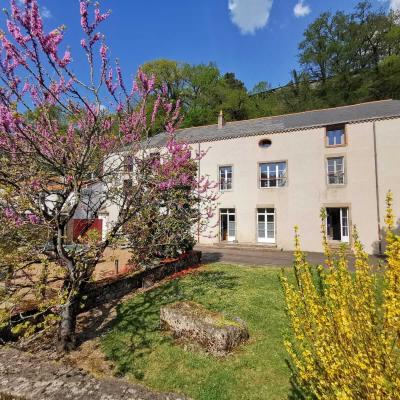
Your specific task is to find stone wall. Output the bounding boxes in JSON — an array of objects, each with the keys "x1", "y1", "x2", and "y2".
[
  {"x1": 82, "y1": 251, "x2": 202, "y2": 312},
  {"x1": 0, "y1": 347, "x2": 188, "y2": 400},
  {"x1": 0, "y1": 251, "x2": 202, "y2": 343}
]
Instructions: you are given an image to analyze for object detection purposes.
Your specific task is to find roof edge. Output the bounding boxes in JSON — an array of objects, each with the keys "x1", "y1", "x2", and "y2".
[{"x1": 183, "y1": 113, "x2": 400, "y2": 144}]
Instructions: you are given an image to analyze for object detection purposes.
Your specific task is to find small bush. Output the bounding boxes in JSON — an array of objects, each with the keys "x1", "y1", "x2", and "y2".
[{"x1": 281, "y1": 192, "x2": 400, "y2": 399}]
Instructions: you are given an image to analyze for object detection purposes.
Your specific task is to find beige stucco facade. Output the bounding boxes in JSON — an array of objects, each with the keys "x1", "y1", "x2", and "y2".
[{"x1": 196, "y1": 118, "x2": 400, "y2": 254}]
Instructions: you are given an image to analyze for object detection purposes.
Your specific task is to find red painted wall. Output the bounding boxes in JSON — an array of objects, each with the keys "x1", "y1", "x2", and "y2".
[{"x1": 72, "y1": 219, "x2": 102, "y2": 241}]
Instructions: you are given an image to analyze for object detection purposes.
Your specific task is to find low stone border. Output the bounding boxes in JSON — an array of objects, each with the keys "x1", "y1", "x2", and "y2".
[
  {"x1": 0, "y1": 347, "x2": 189, "y2": 400},
  {"x1": 82, "y1": 251, "x2": 201, "y2": 312}
]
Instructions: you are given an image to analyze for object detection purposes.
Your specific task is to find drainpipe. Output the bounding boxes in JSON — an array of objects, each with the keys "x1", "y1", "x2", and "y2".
[
  {"x1": 373, "y1": 121, "x2": 382, "y2": 255},
  {"x1": 197, "y1": 141, "x2": 201, "y2": 244}
]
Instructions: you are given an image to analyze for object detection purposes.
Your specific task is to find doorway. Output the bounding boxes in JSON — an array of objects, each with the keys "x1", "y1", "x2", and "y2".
[
  {"x1": 220, "y1": 208, "x2": 236, "y2": 242},
  {"x1": 257, "y1": 208, "x2": 276, "y2": 243},
  {"x1": 326, "y1": 207, "x2": 349, "y2": 243}
]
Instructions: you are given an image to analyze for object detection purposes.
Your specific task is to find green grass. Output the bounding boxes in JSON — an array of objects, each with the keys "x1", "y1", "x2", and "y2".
[{"x1": 102, "y1": 264, "x2": 294, "y2": 400}]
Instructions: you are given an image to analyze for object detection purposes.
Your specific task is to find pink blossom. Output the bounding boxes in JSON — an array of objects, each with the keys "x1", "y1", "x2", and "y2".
[
  {"x1": 7, "y1": 20, "x2": 29, "y2": 45},
  {"x1": 66, "y1": 175, "x2": 73, "y2": 184},
  {"x1": 28, "y1": 213, "x2": 40, "y2": 224},
  {"x1": 105, "y1": 68, "x2": 117, "y2": 95},
  {"x1": 151, "y1": 95, "x2": 161, "y2": 124},
  {"x1": 80, "y1": 1, "x2": 89, "y2": 33},
  {"x1": 100, "y1": 43, "x2": 107, "y2": 62},
  {"x1": 30, "y1": 179, "x2": 41, "y2": 190},
  {"x1": 116, "y1": 64, "x2": 125, "y2": 91},
  {"x1": 41, "y1": 29, "x2": 64, "y2": 57},
  {"x1": 22, "y1": 81, "x2": 31, "y2": 93},
  {"x1": 80, "y1": 38, "x2": 87, "y2": 50},
  {"x1": 10, "y1": 0, "x2": 21, "y2": 20},
  {"x1": 4, "y1": 207, "x2": 22, "y2": 226},
  {"x1": 90, "y1": 32, "x2": 101, "y2": 45},
  {"x1": 95, "y1": 7, "x2": 111, "y2": 24},
  {"x1": 58, "y1": 49, "x2": 72, "y2": 68},
  {"x1": 29, "y1": 1, "x2": 43, "y2": 39}
]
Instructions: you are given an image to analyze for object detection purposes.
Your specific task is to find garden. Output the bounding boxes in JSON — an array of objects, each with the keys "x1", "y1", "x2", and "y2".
[
  {"x1": 101, "y1": 263, "x2": 292, "y2": 400},
  {"x1": 0, "y1": 1, "x2": 399, "y2": 399}
]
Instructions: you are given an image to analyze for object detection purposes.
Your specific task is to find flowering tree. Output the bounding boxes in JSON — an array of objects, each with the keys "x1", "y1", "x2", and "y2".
[
  {"x1": 0, "y1": 0, "x2": 216, "y2": 351},
  {"x1": 281, "y1": 192, "x2": 400, "y2": 399}
]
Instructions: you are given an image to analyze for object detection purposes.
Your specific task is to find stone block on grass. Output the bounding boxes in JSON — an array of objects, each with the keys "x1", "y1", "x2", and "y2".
[{"x1": 160, "y1": 301, "x2": 249, "y2": 356}]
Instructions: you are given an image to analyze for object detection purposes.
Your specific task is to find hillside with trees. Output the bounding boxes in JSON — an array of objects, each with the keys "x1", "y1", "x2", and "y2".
[{"x1": 141, "y1": 1, "x2": 400, "y2": 130}]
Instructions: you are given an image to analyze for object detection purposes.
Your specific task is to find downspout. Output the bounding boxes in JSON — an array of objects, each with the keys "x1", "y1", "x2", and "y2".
[
  {"x1": 373, "y1": 121, "x2": 382, "y2": 255},
  {"x1": 197, "y1": 141, "x2": 201, "y2": 244}
]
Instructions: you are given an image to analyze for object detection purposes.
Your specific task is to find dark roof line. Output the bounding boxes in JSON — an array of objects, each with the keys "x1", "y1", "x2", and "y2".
[{"x1": 148, "y1": 99, "x2": 400, "y2": 147}]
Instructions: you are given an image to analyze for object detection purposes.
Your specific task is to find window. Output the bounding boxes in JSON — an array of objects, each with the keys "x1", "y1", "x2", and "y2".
[
  {"x1": 327, "y1": 157, "x2": 345, "y2": 185},
  {"x1": 219, "y1": 166, "x2": 233, "y2": 190},
  {"x1": 124, "y1": 155, "x2": 133, "y2": 173},
  {"x1": 326, "y1": 126, "x2": 345, "y2": 146},
  {"x1": 259, "y1": 162, "x2": 287, "y2": 188},
  {"x1": 259, "y1": 139, "x2": 272, "y2": 148},
  {"x1": 257, "y1": 208, "x2": 275, "y2": 243}
]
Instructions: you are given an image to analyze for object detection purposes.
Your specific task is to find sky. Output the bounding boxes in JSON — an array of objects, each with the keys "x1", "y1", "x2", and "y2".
[{"x1": 2, "y1": 0, "x2": 398, "y2": 90}]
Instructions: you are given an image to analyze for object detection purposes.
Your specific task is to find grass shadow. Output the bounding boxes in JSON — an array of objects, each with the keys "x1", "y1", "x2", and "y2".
[{"x1": 101, "y1": 269, "x2": 239, "y2": 379}]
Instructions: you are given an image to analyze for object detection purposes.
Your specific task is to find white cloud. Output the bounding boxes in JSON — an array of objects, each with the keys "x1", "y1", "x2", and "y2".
[
  {"x1": 389, "y1": 0, "x2": 400, "y2": 11},
  {"x1": 40, "y1": 6, "x2": 52, "y2": 19},
  {"x1": 293, "y1": 1, "x2": 311, "y2": 18},
  {"x1": 228, "y1": 0, "x2": 273, "y2": 35},
  {"x1": 17, "y1": 1, "x2": 52, "y2": 19}
]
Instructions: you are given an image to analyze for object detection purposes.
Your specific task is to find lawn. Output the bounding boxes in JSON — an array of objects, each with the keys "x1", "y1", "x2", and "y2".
[{"x1": 102, "y1": 263, "x2": 294, "y2": 400}]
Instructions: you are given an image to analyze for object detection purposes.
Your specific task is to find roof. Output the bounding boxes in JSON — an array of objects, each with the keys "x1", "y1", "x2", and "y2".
[{"x1": 149, "y1": 99, "x2": 400, "y2": 146}]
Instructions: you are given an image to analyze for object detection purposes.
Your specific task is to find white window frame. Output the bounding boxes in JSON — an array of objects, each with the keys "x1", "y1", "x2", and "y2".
[
  {"x1": 219, "y1": 165, "x2": 233, "y2": 191},
  {"x1": 325, "y1": 207, "x2": 350, "y2": 243},
  {"x1": 257, "y1": 208, "x2": 276, "y2": 244},
  {"x1": 326, "y1": 126, "x2": 346, "y2": 147},
  {"x1": 341, "y1": 207, "x2": 350, "y2": 243},
  {"x1": 327, "y1": 157, "x2": 345, "y2": 185},
  {"x1": 259, "y1": 162, "x2": 287, "y2": 188},
  {"x1": 220, "y1": 208, "x2": 236, "y2": 242}
]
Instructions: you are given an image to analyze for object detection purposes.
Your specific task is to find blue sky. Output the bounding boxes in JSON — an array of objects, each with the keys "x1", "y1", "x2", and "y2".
[{"x1": 3, "y1": 1, "x2": 397, "y2": 90}]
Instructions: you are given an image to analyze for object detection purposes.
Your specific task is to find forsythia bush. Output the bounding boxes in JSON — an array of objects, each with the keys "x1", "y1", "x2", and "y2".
[{"x1": 281, "y1": 192, "x2": 400, "y2": 399}]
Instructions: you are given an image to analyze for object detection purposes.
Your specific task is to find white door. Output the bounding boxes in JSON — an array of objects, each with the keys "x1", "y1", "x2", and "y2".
[
  {"x1": 257, "y1": 208, "x2": 275, "y2": 244},
  {"x1": 98, "y1": 213, "x2": 109, "y2": 242},
  {"x1": 220, "y1": 209, "x2": 236, "y2": 242},
  {"x1": 326, "y1": 207, "x2": 350, "y2": 243},
  {"x1": 340, "y1": 208, "x2": 350, "y2": 243}
]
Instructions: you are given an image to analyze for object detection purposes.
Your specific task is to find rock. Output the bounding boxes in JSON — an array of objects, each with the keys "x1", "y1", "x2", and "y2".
[
  {"x1": 0, "y1": 347, "x2": 189, "y2": 400},
  {"x1": 160, "y1": 301, "x2": 249, "y2": 356}
]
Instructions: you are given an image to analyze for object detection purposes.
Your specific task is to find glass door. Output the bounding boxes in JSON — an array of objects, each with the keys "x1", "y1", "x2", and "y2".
[
  {"x1": 340, "y1": 208, "x2": 349, "y2": 243},
  {"x1": 220, "y1": 208, "x2": 236, "y2": 242},
  {"x1": 326, "y1": 207, "x2": 349, "y2": 243},
  {"x1": 257, "y1": 208, "x2": 275, "y2": 243}
]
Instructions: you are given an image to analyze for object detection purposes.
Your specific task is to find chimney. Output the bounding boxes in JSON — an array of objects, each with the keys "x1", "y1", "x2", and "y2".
[{"x1": 218, "y1": 110, "x2": 225, "y2": 129}]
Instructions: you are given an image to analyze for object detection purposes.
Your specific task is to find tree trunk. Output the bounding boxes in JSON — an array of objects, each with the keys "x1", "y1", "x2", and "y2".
[{"x1": 57, "y1": 296, "x2": 78, "y2": 352}]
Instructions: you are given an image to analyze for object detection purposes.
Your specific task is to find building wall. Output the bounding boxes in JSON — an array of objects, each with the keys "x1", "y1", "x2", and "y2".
[
  {"x1": 197, "y1": 118, "x2": 400, "y2": 254},
  {"x1": 376, "y1": 119, "x2": 400, "y2": 242}
]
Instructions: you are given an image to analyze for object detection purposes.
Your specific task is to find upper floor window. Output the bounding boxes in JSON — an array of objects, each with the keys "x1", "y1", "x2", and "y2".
[
  {"x1": 327, "y1": 157, "x2": 345, "y2": 185},
  {"x1": 326, "y1": 126, "x2": 346, "y2": 147},
  {"x1": 260, "y1": 161, "x2": 287, "y2": 188},
  {"x1": 124, "y1": 155, "x2": 133, "y2": 173},
  {"x1": 219, "y1": 165, "x2": 233, "y2": 191},
  {"x1": 259, "y1": 139, "x2": 272, "y2": 148}
]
